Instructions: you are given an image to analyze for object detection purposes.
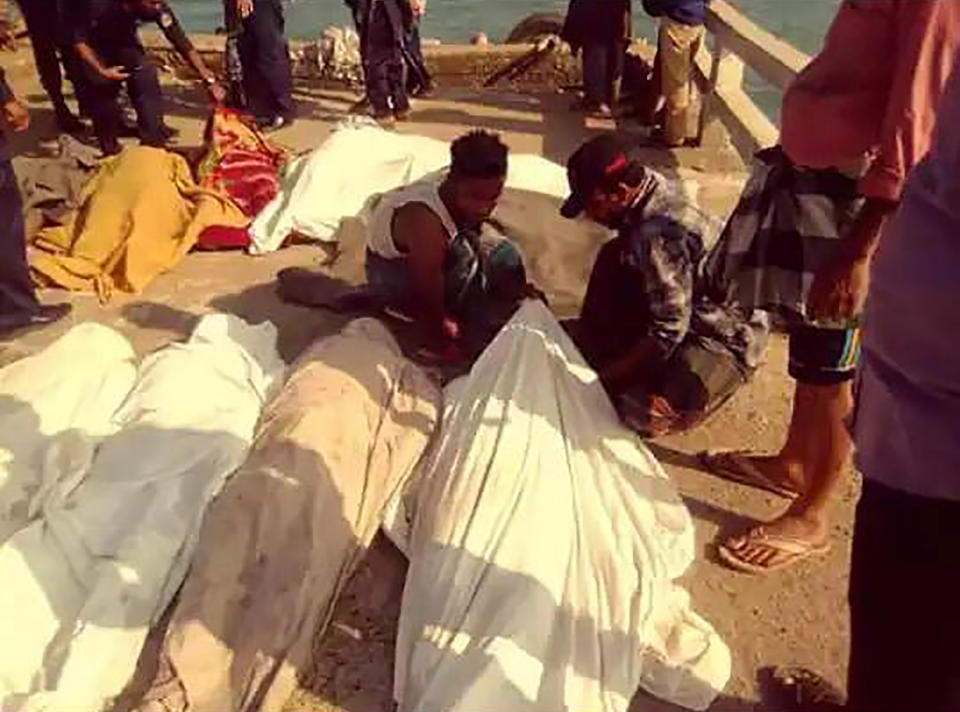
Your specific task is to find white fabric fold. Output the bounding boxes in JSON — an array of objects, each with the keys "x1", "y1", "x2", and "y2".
[
  {"x1": 0, "y1": 315, "x2": 283, "y2": 712},
  {"x1": 249, "y1": 123, "x2": 569, "y2": 254},
  {"x1": 394, "y1": 301, "x2": 730, "y2": 712}
]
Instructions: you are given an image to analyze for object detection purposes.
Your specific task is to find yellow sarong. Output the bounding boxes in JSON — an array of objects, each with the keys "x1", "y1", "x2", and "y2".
[{"x1": 30, "y1": 146, "x2": 247, "y2": 301}]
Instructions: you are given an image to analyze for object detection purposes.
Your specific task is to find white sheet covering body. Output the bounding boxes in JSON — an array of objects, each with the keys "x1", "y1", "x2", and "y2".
[
  {"x1": 0, "y1": 324, "x2": 137, "y2": 544},
  {"x1": 133, "y1": 319, "x2": 440, "y2": 712},
  {"x1": 249, "y1": 124, "x2": 569, "y2": 253},
  {"x1": 0, "y1": 315, "x2": 283, "y2": 712},
  {"x1": 394, "y1": 301, "x2": 730, "y2": 712}
]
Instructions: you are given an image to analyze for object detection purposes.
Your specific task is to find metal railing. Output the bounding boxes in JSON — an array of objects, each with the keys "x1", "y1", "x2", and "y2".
[{"x1": 695, "y1": 0, "x2": 811, "y2": 157}]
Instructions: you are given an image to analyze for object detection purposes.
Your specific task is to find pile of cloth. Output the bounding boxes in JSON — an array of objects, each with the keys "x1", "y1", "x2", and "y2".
[
  {"x1": 0, "y1": 315, "x2": 284, "y2": 711},
  {"x1": 195, "y1": 109, "x2": 290, "y2": 250},
  {"x1": 28, "y1": 146, "x2": 249, "y2": 301},
  {"x1": 15, "y1": 135, "x2": 101, "y2": 237},
  {"x1": 0, "y1": 301, "x2": 732, "y2": 712},
  {"x1": 386, "y1": 301, "x2": 731, "y2": 712},
  {"x1": 23, "y1": 121, "x2": 571, "y2": 298},
  {"x1": 127, "y1": 318, "x2": 440, "y2": 712},
  {"x1": 249, "y1": 122, "x2": 570, "y2": 253},
  {"x1": 316, "y1": 25, "x2": 363, "y2": 85},
  {"x1": 26, "y1": 111, "x2": 288, "y2": 298}
]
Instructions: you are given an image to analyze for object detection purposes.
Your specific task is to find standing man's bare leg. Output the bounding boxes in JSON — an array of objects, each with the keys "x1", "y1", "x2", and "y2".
[{"x1": 718, "y1": 381, "x2": 853, "y2": 573}]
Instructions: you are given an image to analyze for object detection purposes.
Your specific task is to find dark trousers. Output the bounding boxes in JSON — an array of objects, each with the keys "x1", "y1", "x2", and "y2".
[
  {"x1": 238, "y1": 0, "x2": 294, "y2": 120},
  {"x1": 582, "y1": 41, "x2": 624, "y2": 107},
  {"x1": 577, "y1": 237, "x2": 651, "y2": 366},
  {"x1": 575, "y1": 237, "x2": 746, "y2": 437},
  {"x1": 15, "y1": 0, "x2": 90, "y2": 116},
  {"x1": 364, "y1": 0, "x2": 408, "y2": 115},
  {"x1": 848, "y1": 479, "x2": 960, "y2": 711},
  {"x1": 404, "y1": 20, "x2": 431, "y2": 94},
  {"x1": 85, "y1": 45, "x2": 165, "y2": 152},
  {"x1": 0, "y1": 159, "x2": 39, "y2": 319}
]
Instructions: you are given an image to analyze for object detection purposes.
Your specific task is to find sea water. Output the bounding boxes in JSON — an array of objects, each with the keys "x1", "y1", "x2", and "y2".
[
  {"x1": 175, "y1": 0, "x2": 839, "y2": 53},
  {"x1": 177, "y1": 0, "x2": 840, "y2": 118}
]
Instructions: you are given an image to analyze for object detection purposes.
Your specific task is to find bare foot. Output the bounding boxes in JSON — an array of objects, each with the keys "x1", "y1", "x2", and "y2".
[{"x1": 720, "y1": 512, "x2": 830, "y2": 573}]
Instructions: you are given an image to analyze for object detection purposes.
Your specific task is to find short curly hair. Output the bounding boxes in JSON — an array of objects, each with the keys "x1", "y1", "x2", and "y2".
[{"x1": 450, "y1": 130, "x2": 509, "y2": 179}]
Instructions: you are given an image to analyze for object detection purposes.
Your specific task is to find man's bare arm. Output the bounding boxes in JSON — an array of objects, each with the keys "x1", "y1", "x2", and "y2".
[
  {"x1": 393, "y1": 203, "x2": 451, "y2": 341},
  {"x1": 74, "y1": 41, "x2": 129, "y2": 81},
  {"x1": 808, "y1": 196, "x2": 898, "y2": 322},
  {"x1": 157, "y1": 6, "x2": 226, "y2": 103}
]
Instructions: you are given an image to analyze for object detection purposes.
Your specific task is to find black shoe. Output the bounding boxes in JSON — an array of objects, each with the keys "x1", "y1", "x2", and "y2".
[
  {"x1": 757, "y1": 667, "x2": 845, "y2": 712},
  {"x1": 0, "y1": 303, "x2": 72, "y2": 336},
  {"x1": 256, "y1": 115, "x2": 294, "y2": 133},
  {"x1": 55, "y1": 109, "x2": 87, "y2": 136},
  {"x1": 159, "y1": 124, "x2": 179, "y2": 141},
  {"x1": 372, "y1": 110, "x2": 396, "y2": 128},
  {"x1": 100, "y1": 138, "x2": 122, "y2": 157},
  {"x1": 409, "y1": 80, "x2": 436, "y2": 98},
  {"x1": 348, "y1": 96, "x2": 370, "y2": 114},
  {"x1": 118, "y1": 115, "x2": 140, "y2": 138}
]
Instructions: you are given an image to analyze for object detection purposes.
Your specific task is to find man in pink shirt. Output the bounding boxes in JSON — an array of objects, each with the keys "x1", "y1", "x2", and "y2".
[
  {"x1": 762, "y1": 59, "x2": 960, "y2": 712},
  {"x1": 703, "y1": 0, "x2": 960, "y2": 573}
]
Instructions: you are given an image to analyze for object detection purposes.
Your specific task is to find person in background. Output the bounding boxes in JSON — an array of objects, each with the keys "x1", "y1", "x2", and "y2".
[
  {"x1": 562, "y1": 0, "x2": 631, "y2": 118},
  {"x1": 364, "y1": 130, "x2": 529, "y2": 360},
  {"x1": 403, "y1": 0, "x2": 434, "y2": 97},
  {"x1": 14, "y1": 0, "x2": 90, "y2": 134},
  {"x1": 561, "y1": 134, "x2": 768, "y2": 437},
  {"x1": 68, "y1": 0, "x2": 226, "y2": 156},
  {"x1": 231, "y1": 0, "x2": 294, "y2": 130},
  {"x1": 0, "y1": 66, "x2": 71, "y2": 334},
  {"x1": 640, "y1": 0, "x2": 707, "y2": 147},
  {"x1": 346, "y1": 0, "x2": 433, "y2": 114},
  {"x1": 702, "y1": 1, "x2": 960, "y2": 574},
  {"x1": 344, "y1": 0, "x2": 370, "y2": 112},
  {"x1": 762, "y1": 61, "x2": 960, "y2": 712},
  {"x1": 363, "y1": 0, "x2": 412, "y2": 125}
]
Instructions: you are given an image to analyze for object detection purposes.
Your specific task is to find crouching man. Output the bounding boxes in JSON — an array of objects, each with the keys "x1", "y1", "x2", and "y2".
[
  {"x1": 364, "y1": 129, "x2": 532, "y2": 361},
  {"x1": 562, "y1": 135, "x2": 768, "y2": 437}
]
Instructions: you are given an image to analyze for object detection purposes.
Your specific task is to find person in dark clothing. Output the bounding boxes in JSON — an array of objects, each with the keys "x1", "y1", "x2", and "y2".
[
  {"x1": 561, "y1": 134, "x2": 768, "y2": 437},
  {"x1": 363, "y1": 0, "x2": 411, "y2": 125},
  {"x1": 0, "y1": 67, "x2": 71, "y2": 335},
  {"x1": 345, "y1": 0, "x2": 432, "y2": 113},
  {"x1": 14, "y1": 0, "x2": 90, "y2": 133},
  {"x1": 230, "y1": 0, "x2": 294, "y2": 130},
  {"x1": 68, "y1": 0, "x2": 225, "y2": 156},
  {"x1": 562, "y1": 0, "x2": 631, "y2": 117},
  {"x1": 344, "y1": 0, "x2": 371, "y2": 112},
  {"x1": 403, "y1": 13, "x2": 434, "y2": 97}
]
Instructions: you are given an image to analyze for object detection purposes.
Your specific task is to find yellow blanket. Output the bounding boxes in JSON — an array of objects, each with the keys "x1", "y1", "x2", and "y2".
[{"x1": 30, "y1": 146, "x2": 248, "y2": 301}]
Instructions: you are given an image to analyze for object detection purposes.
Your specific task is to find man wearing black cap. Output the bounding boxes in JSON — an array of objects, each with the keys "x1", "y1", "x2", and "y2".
[{"x1": 562, "y1": 134, "x2": 768, "y2": 437}]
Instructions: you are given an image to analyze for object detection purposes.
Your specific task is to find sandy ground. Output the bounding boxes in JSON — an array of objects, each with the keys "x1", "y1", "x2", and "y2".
[{"x1": 0, "y1": 56, "x2": 853, "y2": 711}]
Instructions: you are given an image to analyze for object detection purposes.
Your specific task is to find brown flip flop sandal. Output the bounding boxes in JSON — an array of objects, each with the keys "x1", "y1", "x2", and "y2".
[
  {"x1": 699, "y1": 451, "x2": 802, "y2": 500},
  {"x1": 718, "y1": 527, "x2": 831, "y2": 575}
]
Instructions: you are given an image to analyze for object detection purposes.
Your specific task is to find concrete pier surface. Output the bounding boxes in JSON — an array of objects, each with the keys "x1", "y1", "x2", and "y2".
[{"x1": 0, "y1": 45, "x2": 853, "y2": 711}]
